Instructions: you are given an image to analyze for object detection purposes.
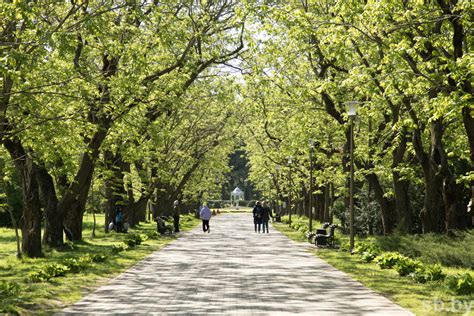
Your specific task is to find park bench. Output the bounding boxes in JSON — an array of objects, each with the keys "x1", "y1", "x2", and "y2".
[{"x1": 315, "y1": 223, "x2": 338, "y2": 248}]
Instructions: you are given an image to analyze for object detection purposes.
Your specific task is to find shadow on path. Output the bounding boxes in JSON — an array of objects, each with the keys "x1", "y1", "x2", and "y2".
[{"x1": 59, "y1": 213, "x2": 413, "y2": 315}]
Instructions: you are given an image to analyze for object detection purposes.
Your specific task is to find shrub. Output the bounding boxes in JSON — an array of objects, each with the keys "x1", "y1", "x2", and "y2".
[
  {"x1": 410, "y1": 264, "x2": 446, "y2": 283},
  {"x1": 374, "y1": 252, "x2": 406, "y2": 269},
  {"x1": 90, "y1": 254, "x2": 107, "y2": 263},
  {"x1": 124, "y1": 233, "x2": 143, "y2": 247},
  {"x1": 146, "y1": 231, "x2": 160, "y2": 239},
  {"x1": 28, "y1": 270, "x2": 51, "y2": 283},
  {"x1": 0, "y1": 281, "x2": 20, "y2": 297},
  {"x1": 45, "y1": 263, "x2": 70, "y2": 277},
  {"x1": 424, "y1": 264, "x2": 446, "y2": 282},
  {"x1": 62, "y1": 258, "x2": 82, "y2": 273},
  {"x1": 394, "y1": 258, "x2": 422, "y2": 277},
  {"x1": 354, "y1": 241, "x2": 381, "y2": 255},
  {"x1": 446, "y1": 273, "x2": 474, "y2": 295},
  {"x1": 111, "y1": 243, "x2": 127, "y2": 254},
  {"x1": 360, "y1": 251, "x2": 377, "y2": 263}
]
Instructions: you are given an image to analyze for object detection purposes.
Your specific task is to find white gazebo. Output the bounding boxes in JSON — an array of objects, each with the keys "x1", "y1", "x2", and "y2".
[{"x1": 230, "y1": 187, "x2": 245, "y2": 208}]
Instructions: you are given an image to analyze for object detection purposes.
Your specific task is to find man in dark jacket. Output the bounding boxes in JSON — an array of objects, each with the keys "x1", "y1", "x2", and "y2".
[
  {"x1": 252, "y1": 201, "x2": 263, "y2": 233},
  {"x1": 261, "y1": 201, "x2": 273, "y2": 233}
]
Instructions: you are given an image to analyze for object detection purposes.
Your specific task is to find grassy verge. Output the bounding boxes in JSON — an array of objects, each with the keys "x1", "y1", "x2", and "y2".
[
  {"x1": 273, "y1": 220, "x2": 474, "y2": 316},
  {"x1": 0, "y1": 213, "x2": 199, "y2": 314}
]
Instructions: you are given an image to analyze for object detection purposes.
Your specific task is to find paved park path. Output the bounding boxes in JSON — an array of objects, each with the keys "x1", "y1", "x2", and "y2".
[{"x1": 60, "y1": 213, "x2": 413, "y2": 315}]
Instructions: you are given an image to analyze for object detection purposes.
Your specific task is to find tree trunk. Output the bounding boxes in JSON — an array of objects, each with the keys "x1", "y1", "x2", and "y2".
[
  {"x1": 324, "y1": 182, "x2": 330, "y2": 223},
  {"x1": 64, "y1": 170, "x2": 93, "y2": 240},
  {"x1": 392, "y1": 134, "x2": 412, "y2": 233},
  {"x1": 58, "y1": 126, "x2": 109, "y2": 240},
  {"x1": 4, "y1": 139, "x2": 42, "y2": 257},
  {"x1": 366, "y1": 173, "x2": 395, "y2": 235},
  {"x1": 36, "y1": 165, "x2": 63, "y2": 248}
]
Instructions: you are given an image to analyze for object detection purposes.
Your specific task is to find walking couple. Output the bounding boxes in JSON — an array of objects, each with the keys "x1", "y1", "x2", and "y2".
[{"x1": 253, "y1": 201, "x2": 273, "y2": 233}]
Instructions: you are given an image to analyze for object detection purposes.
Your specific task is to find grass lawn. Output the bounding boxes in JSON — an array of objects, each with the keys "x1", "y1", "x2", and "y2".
[
  {"x1": 0, "y1": 213, "x2": 199, "y2": 314},
  {"x1": 273, "y1": 221, "x2": 474, "y2": 316}
]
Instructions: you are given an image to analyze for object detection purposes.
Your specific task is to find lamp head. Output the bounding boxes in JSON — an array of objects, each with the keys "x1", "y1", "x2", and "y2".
[
  {"x1": 287, "y1": 156, "x2": 293, "y2": 165},
  {"x1": 345, "y1": 101, "x2": 358, "y2": 117}
]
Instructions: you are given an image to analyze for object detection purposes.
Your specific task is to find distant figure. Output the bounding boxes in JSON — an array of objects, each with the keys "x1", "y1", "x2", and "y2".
[
  {"x1": 115, "y1": 207, "x2": 124, "y2": 233},
  {"x1": 200, "y1": 204, "x2": 212, "y2": 233},
  {"x1": 252, "y1": 201, "x2": 263, "y2": 233},
  {"x1": 173, "y1": 200, "x2": 180, "y2": 233},
  {"x1": 261, "y1": 201, "x2": 273, "y2": 233}
]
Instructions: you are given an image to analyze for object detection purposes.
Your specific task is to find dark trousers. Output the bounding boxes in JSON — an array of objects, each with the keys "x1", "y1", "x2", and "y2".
[
  {"x1": 262, "y1": 219, "x2": 269, "y2": 233},
  {"x1": 173, "y1": 214, "x2": 180, "y2": 233},
  {"x1": 116, "y1": 222, "x2": 123, "y2": 233},
  {"x1": 254, "y1": 218, "x2": 262, "y2": 232},
  {"x1": 202, "y1": 220, "x2": 210, "y2": 232}
]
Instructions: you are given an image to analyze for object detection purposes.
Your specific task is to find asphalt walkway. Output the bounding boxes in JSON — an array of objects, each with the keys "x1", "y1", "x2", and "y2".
[{"x1": 59, "y1": 213, "x2": 413, "y2": 315}]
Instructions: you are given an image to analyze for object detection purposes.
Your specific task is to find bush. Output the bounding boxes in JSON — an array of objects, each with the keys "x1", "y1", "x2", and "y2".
[
  {"x1": 0, "y1": 281, "x2": 20, "y2": 297},
  {"x1": 446, "y1": 273, "x2": 474, "y2": 295},
  {"x1": 410, "y1": 264, "x2": 446, "y2": 283},
  {"x1": 111, "y1": 243, "x2": 127, "y2": 254},
  {"x1": 146, "y1": 231, "x2": 160, "y2": 239},
  {"x1": 374, "y1": 252, "x2": 406, "y2": 269},
  {"x1": 45, "y1": 263, "x2": 70, "y2": 277},
  {"x1": 360, "y1": 251, "x2": 377, "y2": 263},
  {"x1": 62, "y1": 256, "x2": 91, "y2": 273},
  {"x1": 28, "y1": 270, "x2": 51, "y2": 283},
  {"x1": 354, "y1": 241, "x2": 381, "y2": 255},
  {"x1": 124, "y1": 233, "x2": 143, "y2": 247},
  {"x1": 394, "y1": 258, "x2": 422, "y2": 277},
  {"x1": 90, "y1": 254, "x2": 107, "y2": 263}
]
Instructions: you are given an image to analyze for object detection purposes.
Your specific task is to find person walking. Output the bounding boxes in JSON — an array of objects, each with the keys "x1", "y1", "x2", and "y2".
[
  {"x1": 261, "y1": 201, "x2": 273, "y2": 233},
  {"x1": 172, "y1": 200, "x2": 180, "y2": 233},
  {"x1": 252, "y1": 201, "x2": 263, "y2": 233},
  {"x1": 200, "y1": 204, "x2": 212, "y2": 233}
]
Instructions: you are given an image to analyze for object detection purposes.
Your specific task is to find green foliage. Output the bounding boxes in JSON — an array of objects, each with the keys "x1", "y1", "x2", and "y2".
[
  {"x1": 374, "y1": 252, "x2": 407, "y2": 269},
  {"x1": 45, "y1": 263, "x2": 70, "y2": 278},
  {"x1": 394, "y1": 258, "x2": 423, "y2": 277},
  {"x1": 62, "y1": 256, "x2": 92, "y2": 273},
  {"x1": 124, "y1": 233, "x2": 144, "y2": 248},
  {"x1": 111, "y1": 243, "x2": 127, "y2": 254},
  {"x1": 410, "y1": 264, "x2": 446, "y2": 284},
  {"x1": 446, "y1": 273, "x2": 474, "y2": 295},
  {"x1": 90, "y1": 254, "x2": 108, "y2": 263},
  {"x1": 0, "y1": 281, "x2": 20, "y2": 297},
  {"x1": 373, "y1": 231, "x2": 474, "y2": 268},
  {"x1": 146, "y1": 231, "x2": 160, "y2": 239},
  {"x1": 28, "y1": 270, "x2": 51, "y2": 283},
  {"x1": 360, "y1": 252, "x2": 377, "y2": 263}
]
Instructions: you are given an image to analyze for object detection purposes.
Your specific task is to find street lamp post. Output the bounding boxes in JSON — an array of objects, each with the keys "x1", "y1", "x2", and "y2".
[
  {"x1": 309, "y1": 140, "x2": 314, "y2": 232},
  {"x1": 287, "y1": 156, "x2": 293, "y2": 227},
  {"x1": 347, "y1": 102, "x2": 358, "y2": 253},
  {"x1": 275, "y1": 165, "x2": 281, "y2": 214}
]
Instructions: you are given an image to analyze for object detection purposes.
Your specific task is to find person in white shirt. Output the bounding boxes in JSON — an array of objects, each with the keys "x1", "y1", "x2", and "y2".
[{"x1": 199, "y1": 204, "x2": 212, "y2": 233}]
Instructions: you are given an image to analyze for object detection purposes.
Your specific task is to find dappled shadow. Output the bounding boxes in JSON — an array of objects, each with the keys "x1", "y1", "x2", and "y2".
[{"x1": 58, "y1": 214, "x2": 412, "y2": 315}]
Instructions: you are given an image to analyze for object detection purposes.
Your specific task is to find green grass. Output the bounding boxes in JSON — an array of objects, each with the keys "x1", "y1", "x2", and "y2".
[
  {"x1": 0, "y1": 213, "x2": 199, "y2": 314},
  {"x1": 273, "y1": 219, "x2": 474, "y2": 316}
]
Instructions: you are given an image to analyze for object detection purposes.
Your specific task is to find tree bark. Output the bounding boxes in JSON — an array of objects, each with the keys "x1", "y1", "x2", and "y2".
[
  {"x1": 3, "y1": 139, "x2": 42, "y2": 257},
  {"x1": 392, "y1": 134, "x2": 412, "y2": 233},
  {"x1": 58, "y1": 125, "x2": 109, "y2": 240},
  {"x1": 366, "y1": 173, "x2": 396, "y2": 235},
  {"x1": 36, "y1": 165, "x2": 63, "y2": 247}
]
